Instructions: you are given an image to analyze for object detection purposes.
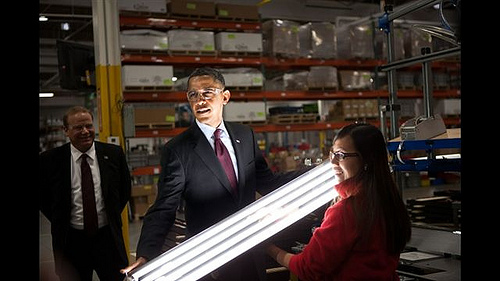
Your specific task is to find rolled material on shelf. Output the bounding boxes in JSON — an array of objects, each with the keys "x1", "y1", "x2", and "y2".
[{"x1": 126, "y1": 160, "x2": 338, "y2": 281}]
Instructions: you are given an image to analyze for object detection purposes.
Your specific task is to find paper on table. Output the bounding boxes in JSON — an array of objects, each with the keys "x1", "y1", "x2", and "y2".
[{"x1": 400, "y1": 251, "x2": 441, "y2": 262}]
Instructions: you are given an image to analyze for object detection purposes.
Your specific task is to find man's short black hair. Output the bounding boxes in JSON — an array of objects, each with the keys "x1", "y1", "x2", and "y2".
[{"x1": 187, "y1": 67, "x2": 225, "y2": 89}]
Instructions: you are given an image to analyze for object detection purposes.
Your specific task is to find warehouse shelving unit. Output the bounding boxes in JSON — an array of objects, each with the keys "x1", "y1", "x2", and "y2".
[
  {"x1": 120, "y1": 22, "x2": 460, "y2": 134},
  {"x1": 119, "y1": 5, "x2": 460, "y2": 177}
]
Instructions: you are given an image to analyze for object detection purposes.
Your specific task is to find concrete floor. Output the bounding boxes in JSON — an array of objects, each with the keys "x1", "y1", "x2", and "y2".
[{"x1": 39, "y1": 211, "x2": 143, "y2": 281}]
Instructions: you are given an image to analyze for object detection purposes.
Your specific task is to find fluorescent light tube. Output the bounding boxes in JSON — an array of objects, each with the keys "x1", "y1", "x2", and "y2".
[
  {"x1": 39, "y1": 92, "x2": 54, "y2": 98},
  {"x1": 127, "y1": 161, "x2": 338, "y2": 281}
]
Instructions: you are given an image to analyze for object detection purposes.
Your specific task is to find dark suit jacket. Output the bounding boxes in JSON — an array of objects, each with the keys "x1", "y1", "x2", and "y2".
[
  {"x1": 137, "y1": 121, "x2": 307, "y2": 280},
  {"x1": 39, "y1": 141, "x2": 131, "y2": 273}
]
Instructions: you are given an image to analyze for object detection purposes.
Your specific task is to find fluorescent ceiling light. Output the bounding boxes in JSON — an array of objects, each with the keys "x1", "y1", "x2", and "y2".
[
  {"x1": 39, "y1": 92, "x2": 54, "y2": 98},
  {"x1": 39, "y1": 15, "x2": 48, "y2": 22},
  {"x1": 126, "y1": 161, "x2": 338, "y2": 281},
  {"x1": 61, "y1": 22, "x2": 70, "y2": 31}
]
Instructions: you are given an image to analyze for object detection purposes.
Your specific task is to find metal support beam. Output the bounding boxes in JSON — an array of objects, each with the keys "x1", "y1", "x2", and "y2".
[
  {"x1": 378, "y1": 46, "x2": 461, "y2": 72},
  {"x1": 386, "y1": 0, "x2": 440, "y2": 22}
]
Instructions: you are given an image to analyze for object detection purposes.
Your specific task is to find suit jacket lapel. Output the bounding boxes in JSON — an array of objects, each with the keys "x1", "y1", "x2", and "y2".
[
  {"x1": 95, "y1": 142, "x2": 108, "y2": 199},
  {"x1": 191, "y1": 124, "x2": 235, "y2": 197},
  {"x1": 62, "y1": 144, "x2": 73, "y2": 208}
]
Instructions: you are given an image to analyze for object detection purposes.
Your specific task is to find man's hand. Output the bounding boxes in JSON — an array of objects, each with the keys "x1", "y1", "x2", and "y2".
[{"x1": 120, "y1": 256, "x2": 147, "y2": 275}]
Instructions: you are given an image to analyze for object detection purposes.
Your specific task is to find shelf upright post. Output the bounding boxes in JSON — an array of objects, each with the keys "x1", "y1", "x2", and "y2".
[
  {"x1": 421, "y1": 47, "x2": 434, "y2": 118},
  {"x1": 91, "y1": 0, "x2": 130, "y2": 261},
  {"x1": 420, "y1": 46, "x2": 437, "y2": 167},
  {"x1": 379, "y1": 4, "x2": 400, "y2": 140},
  {"x1": 379, "y1": 4, "x2": 405, "y2": 193}
]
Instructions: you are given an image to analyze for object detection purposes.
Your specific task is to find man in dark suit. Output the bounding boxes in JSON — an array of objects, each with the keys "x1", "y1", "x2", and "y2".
[
  {"x1": 40, "y1": 106, "x2": 131, "y2": 281},
  {"x1": 121, "y1": 67, "x2": 308, "y2": 280}
]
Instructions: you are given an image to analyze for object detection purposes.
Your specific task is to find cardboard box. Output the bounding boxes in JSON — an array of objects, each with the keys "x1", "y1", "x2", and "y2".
[
  {"x1": 309, "y1": 22, "x2": 337, "y2": 59},
  {"x1": 338, "y1": 70, "x2": 372, "y2": 91},
  {"x1": 342, "y1": 99, "x2": 357, "y2": 119},
  {"x1": 130, "y1": 184, "x2": 157, "y2": 218},
  {"x1": 361, "y1": 99, "x2": 379, "y2": 118},
  {"x1": 130, "y1": 195, "x2": 156, "y2": 218},
  {"x1": 281, "y1": 156, "x2": 297, "y2": 172},
  {"x1": 120, "y1": 29, "x2": 168, "y2": 51},
  {"x1": 223, "y1": 101, "x2": 266, "y2": 122},
  {"x1": 167, "y1": 30, "x2": 215, "y2": 52},
  {"x1": 216, "y1": 3, "x2": 259, "y2": 20},
  {"x1": 325, "y1": 100, "x2": 344, "y2": 121},
  {"x1": 434, "y1": 99, "x2": 461, "y2": 116},
  {"x1": 262, "y1": 19, "x2": 301, "y2": 58},
  {"x1": 336, "y1": 19, "x2": 375, "y2": 59},
  {"x1": 215, "y1": 32, "x2": 262, "y2": 53},
  {"x1": 308, "y1": 66, "x2": 338, "y2": 89},
  {"x1": 168, "y1": 0, "x2": 215, "y2": 17},
  {"x1": 118, "y1": 0, "x2": 167, "y2": 13},
  {"x1": 122, "y1": 65, "x2": 174, "y2": 88},
  {"x1": 131, "y1": 184, "x2": 157, "y2": 197},
  {"x1": 134, "y1": 107, "x2": 176, "y2": 125},
  {"x1": 219, "y1": 68, "x2": 264, "y2": 87}
]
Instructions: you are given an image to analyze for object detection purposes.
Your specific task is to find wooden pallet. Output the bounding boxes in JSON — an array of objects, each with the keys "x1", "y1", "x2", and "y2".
[
  {"x1": 269, "y1": 114, "x2": 317, "y2": 124},
  {"x1": 307, "y1": 86, "x2": 338, "y2": 92},
  {"x1": 135, "y1": 122, "x2": 175, "y2": 129},
  {"x1": 433, "y1": 85, "x2": 451, "y2": 90},
  {"x1": 168, "y1": 49, "x2": 217, "y2": 56},
  {"x1": 225, "y1": 85, "x2": 263, "y2": 91},
  {"x1": 119, "y1": 10, "x2": 168, "y2": 18},
  {"x1": 215, "y1": 16, "x2": 260, "y2": 22},
  {"x1": 121, "y1": 48, "x2": 169, "y2": 55},
  {"x1": 124, "y1": 85, "x2": 174, "y2": 92},
  {"x1": 397, "y1": 85, "x2": 417, "y2": 90},
  {"x1": 169, "y1": 13, "x2": 217, "y2": 20},
  {"x1": 218, "y1": 51, "x2": 262, "y2": 57},
  {"x1": 239, "y1": 120, "x2": 267, "y2": 125}
]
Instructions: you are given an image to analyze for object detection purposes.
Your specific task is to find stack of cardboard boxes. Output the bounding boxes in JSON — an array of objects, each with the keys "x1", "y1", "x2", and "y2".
[{"x1": 130, "y1": 184, "x2": 157, "y2": 220}]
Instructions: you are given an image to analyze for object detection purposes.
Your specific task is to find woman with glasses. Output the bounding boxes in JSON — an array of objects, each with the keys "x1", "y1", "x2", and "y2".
[{"x1": 267, "y1": 122, "x2": 412, "y2": 280}]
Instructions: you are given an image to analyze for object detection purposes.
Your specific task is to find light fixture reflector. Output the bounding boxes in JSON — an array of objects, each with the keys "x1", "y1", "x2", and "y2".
[{"x1": 127, "y1": 161, "x2": 337, "y2": 281}]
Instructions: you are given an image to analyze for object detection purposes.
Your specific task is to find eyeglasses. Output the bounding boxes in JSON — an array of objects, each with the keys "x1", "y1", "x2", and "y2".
[
  {"x1": 329, "y1": 150, "x2": 359, "y2": 162},
  {"x1": 186, "y1": 88, "x2": 223, "y2": 102},
  {"x1": 68, "y1": 123, "x2": 94, "y2": 131}
]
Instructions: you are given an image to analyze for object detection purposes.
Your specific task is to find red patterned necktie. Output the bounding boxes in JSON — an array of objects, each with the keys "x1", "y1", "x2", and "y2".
[
  {"x1": 81, "y1": 154, "x2": 98, "y2": 235},
  {"x1": 214, "y1": 129, "x2": 238, "y2": 196}
]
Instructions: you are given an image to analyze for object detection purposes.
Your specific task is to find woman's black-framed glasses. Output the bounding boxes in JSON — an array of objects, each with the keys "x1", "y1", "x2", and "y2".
[
  {"x1": 186, "y1": 88, "x2": 223, "y2": 101},
  {"x1": 329, "y1": 150, "x2": 359, "y2": 162}
]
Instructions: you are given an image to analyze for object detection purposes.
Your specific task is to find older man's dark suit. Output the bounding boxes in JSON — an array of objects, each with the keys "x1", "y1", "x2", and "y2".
[
  {"x1": 137, "y1": 121, "x2": 307, "y2": 281},
  {"x1": 39, "y1": 141, "x2": 131, "y2": 279}
]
